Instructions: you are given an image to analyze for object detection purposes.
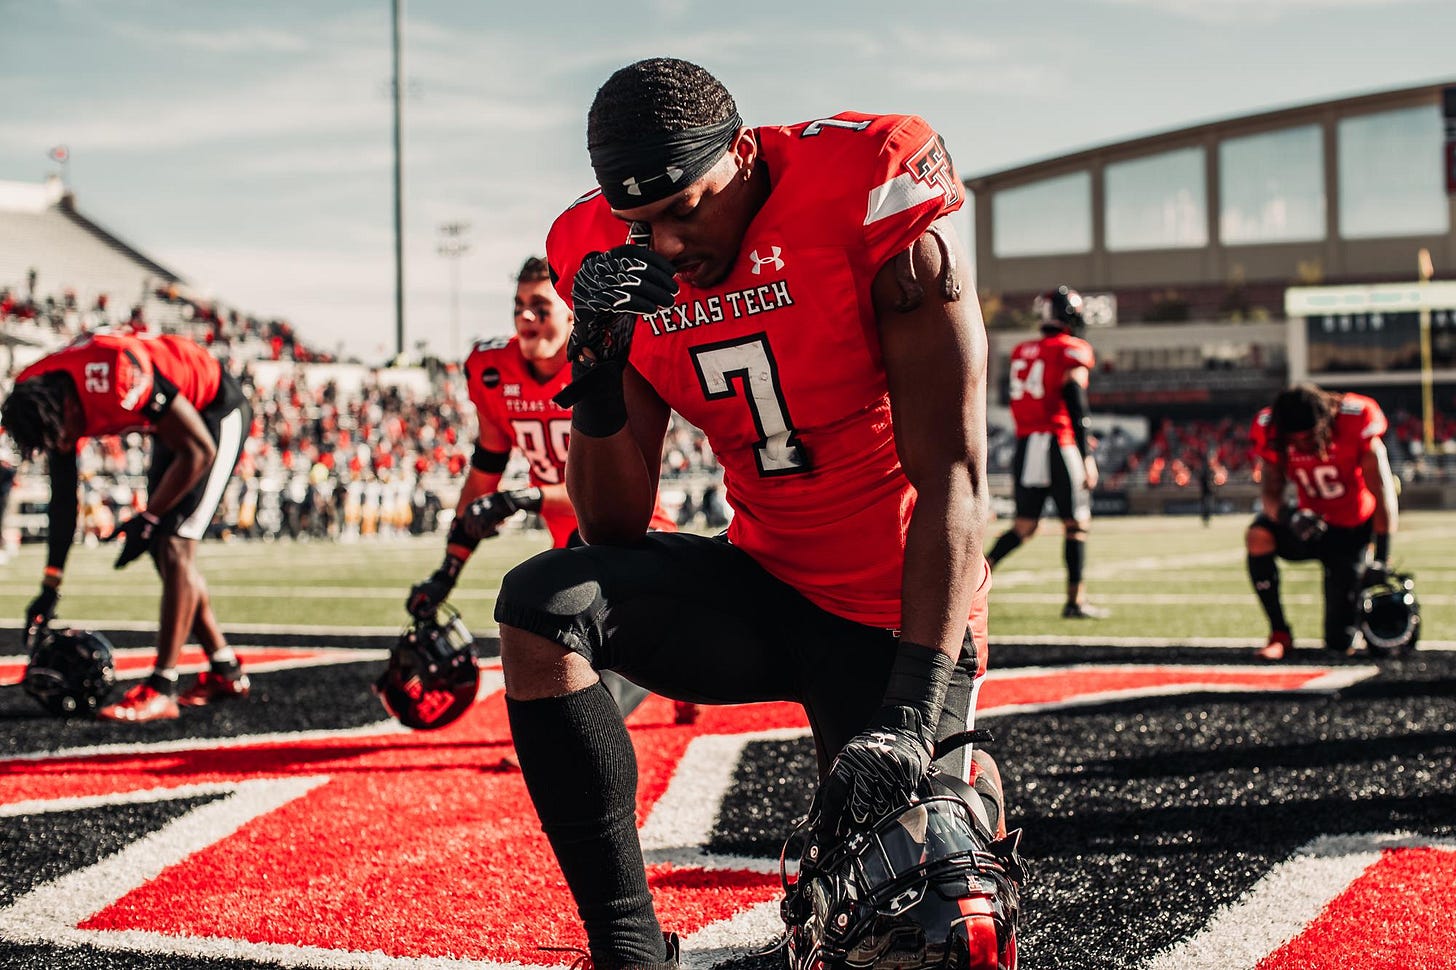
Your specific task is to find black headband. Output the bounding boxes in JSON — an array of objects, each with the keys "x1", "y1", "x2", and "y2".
[{"x1": 590, "y1": 114, "x2": 743, "y2": 210}]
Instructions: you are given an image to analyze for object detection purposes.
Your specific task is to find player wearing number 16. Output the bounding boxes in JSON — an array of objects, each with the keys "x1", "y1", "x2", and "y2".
[{"x1": 1247, "y1": 383, "x2": 1399, "y2": 660}]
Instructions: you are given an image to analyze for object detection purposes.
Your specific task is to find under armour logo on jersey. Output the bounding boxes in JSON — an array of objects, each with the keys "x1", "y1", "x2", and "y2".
[
  {"x1": 750, "y1": 247, "x2": 784, "y2": 274},
  {"x1": 622, "y1": 166, "x2": 686, "y2": 197}
]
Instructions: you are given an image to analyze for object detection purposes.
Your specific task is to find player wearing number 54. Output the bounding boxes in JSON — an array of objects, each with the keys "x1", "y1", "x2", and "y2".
[{"x1": 1246, "y1": 382, "x2": 1399, "y2": 660}]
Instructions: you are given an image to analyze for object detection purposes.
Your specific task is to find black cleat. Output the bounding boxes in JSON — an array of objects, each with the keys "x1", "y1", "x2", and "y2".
[{"x1": 1061, "y1": 601, "x2": 1109, "y2": 619}]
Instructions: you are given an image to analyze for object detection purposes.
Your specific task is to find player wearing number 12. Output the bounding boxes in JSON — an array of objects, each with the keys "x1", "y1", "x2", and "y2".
[
  {"x1": 985, "y1": 285, "x2": 1106, "y2": 619},
  {"x1": 1246, "y1": 383, "x2": 1398, "y2": 660}
]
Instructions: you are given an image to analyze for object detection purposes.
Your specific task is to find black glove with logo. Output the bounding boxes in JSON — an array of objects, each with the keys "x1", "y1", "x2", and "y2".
[
  {"x1": 812, "y1": 642, "x2": 956, "y2": 837},
  {"x1": 552, "y1": 246, "x2": 678, "y2": 419},
  {"x1": 108, "y1": 511, "x2": 162, "y2": 569},
  {"x1": 449, "y1": 488, "x2": 543, "y2": 547},
  {"x1": 406, "y1": 555, "x2": 464, "y2": 620},
  {"x1": 816, "y1": 705, "x2": 933, "y2": 834},
  {"x1": 1284, "y1": 507, "x2": 1328, "y2": 544},
  {"x1": 24, "y1": 585, "x2": 59, "y2": 633}
]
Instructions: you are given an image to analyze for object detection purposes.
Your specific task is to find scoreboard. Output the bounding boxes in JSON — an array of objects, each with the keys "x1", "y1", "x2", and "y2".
[{"x1": 1287, "y1": 281, "x2": 1456, "y2": 382}]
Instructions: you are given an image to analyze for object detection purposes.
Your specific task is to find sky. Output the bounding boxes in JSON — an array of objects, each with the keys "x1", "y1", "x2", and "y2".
[{"x1": 1, "y1": 0, "x2": 1453, "y2": 364}]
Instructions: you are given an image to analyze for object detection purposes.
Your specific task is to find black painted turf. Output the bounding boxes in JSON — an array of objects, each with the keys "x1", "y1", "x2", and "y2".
[{"x1": 2, "y1": 645, "x2": 1453, "y2": 969}]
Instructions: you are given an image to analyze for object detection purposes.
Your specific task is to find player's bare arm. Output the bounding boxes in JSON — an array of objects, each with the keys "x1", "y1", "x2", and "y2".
[
  {"x1": 148, "y1": 397, "x2": 217, "y2": 517},
  {"x1": 1260, "y1": 459, "x2": 1287, "y2": 522},
  {"x1": 456, "y1": 418, "x2": 512, "y2": 518},
  {"x1": 566, "y1": 366, "x2": 670, "y2": 544},
  {"x1": 1362, "y1": 436, "x2": 1398, "y2": 554},
  {"x1": 872, "y1": 216, "x2": 987, "y2": 660}
]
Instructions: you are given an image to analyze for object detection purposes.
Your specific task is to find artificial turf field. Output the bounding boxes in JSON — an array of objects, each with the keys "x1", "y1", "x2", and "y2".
[{"x1": 0, "y1": 511, "x2": 1453, "y2": 969}]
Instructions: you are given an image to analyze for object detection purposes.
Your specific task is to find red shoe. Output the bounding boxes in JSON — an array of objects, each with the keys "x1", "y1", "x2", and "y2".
[
  {"x1": 673, "y1": 701, "x2": 701, "y2": 725},
  {"x1": 178, "y1": 669, "x2": 251, "y2": 707},
  {"x1": 1258, "y1": 630, "x2": 1293, "y2": 661},
  {"x1": 97, "y1": 683, "x2": 180, "y2": 722}
]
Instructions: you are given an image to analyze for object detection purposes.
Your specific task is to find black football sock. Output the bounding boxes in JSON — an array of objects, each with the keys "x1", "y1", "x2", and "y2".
[
  {"x1": 1064, "y1": 536, "x2": 1086, "y2": 588},
  {"x1": 146, "y1": 670, "x2": 179, "y2": 696},
  {"x1": 1247, "y1": 554, "x2": 1289, "y2": 632},
  {"x1": 507, "y1": 684, "x2": 668, "y2": 968},
  {"x1": 987, "y1": 530, "x2": 1022, "y2": 567}
]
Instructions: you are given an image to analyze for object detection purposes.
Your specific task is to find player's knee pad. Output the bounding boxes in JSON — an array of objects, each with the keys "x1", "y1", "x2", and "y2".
[{"x1": 495, "y1": 548, "x2": 606, "y2": 656}]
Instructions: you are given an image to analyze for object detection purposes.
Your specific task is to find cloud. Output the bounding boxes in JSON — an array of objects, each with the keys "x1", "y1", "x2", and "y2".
[
  {"x1": 109, "y1": 22, "x2": 312, "y2": 53},
  {"x1": 1099, "y1": 0, "x2": 1424, "y2": 24}
]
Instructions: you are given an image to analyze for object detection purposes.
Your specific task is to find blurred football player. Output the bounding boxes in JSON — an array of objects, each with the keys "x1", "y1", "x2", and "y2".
[
  {"x1": 1248, "y1": 382, "x2": 1398, "y2": 659},
  {"x1": 1, "y1": 331, "x2": 252, "y2": 722},
  {"x1": 492, "y1": 58, "x2": 1011, "y2": 968},
  {"x1": 985, "y1": 285, "x2": 1107, "y2": 618},
  {"x1": 405, "y1": 256, "x2": 693, "y2": 723}
]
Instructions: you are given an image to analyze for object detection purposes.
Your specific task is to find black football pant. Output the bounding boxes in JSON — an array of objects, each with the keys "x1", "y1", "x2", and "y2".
[
  {"x1": 496, "y1": 530, "x2": 982, "y2": 775},
  {"x1": 1254, "y1": 513, "x2": 1373, "y2": 651}
]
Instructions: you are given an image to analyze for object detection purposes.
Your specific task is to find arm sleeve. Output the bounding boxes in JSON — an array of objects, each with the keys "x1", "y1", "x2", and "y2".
[
  {"x1": 45, "y1": 449, "x2": 79, "y2": 572},
  {"x1": 471, "y1": 445, "x2": 510, "y2": 473},
  {"x1": 1061, "y1": 381, "x2": 1091, "y2": 457}
]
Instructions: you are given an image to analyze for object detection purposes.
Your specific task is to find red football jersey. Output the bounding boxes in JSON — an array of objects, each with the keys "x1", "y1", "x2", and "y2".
[
  {"x1": 1251, "y1": 392, "x2": 1388, "y2": 528},
  {"x1": 15, "y1": 331, "x2": 221, "y2": 439},
  {"x1": 548, "y1": 112, "x2": 981, "y2": 627},
  {"x1": 464, "y1": 336, "x2": 673, "y2": 548},
  {"x1": 1007, "y1": 332, "x2": 1094, "y2": 445}
]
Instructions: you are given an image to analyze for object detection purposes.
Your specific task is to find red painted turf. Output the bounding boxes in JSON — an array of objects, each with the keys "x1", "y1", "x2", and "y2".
[{"x1": 0, "y1": 663, "x2": 1350, "y2": 963}]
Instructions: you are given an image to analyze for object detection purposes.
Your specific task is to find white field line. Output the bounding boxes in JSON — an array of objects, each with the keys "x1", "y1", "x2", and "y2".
[{"x1": 1143, "y1": 832, "x2": 1456, "y2": 970}]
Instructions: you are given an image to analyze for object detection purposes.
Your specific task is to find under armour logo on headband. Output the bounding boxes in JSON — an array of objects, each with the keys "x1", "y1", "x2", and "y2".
[{"x1": 622, "y1": 166, "x2": 686, "y2": 197}]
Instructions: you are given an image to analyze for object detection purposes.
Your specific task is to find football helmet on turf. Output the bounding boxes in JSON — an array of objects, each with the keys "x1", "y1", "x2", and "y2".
[
  {"x1": 374, "y1": 604, "x2": 479, "y2": 730},
  {"x1": 1358, "y1": 569, "x2": 1419, "y2": 657},
  {"x1": 22, "y1": 626, "x2": 117, "y2": 716},
  {"x1": 1033, "y1": 285, "x2": 1085, "y2": 337},
  {"x1": 783, "y1": 780, "x2": 1022, "y2": 970}
]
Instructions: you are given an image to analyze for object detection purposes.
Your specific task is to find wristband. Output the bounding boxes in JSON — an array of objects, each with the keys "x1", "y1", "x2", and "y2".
[
  {"x1": 567, "y1": 362, "x2": 629, "y2": 438},
  {"x1": 882, "y1": 640, "x2": 956, "y2": 746},
  {"x1": 445, "y1": 514, "x2": 481, "y2": 557},
  {"x1": 43, "y1": 566, "x2": 63, "y2": 587}
]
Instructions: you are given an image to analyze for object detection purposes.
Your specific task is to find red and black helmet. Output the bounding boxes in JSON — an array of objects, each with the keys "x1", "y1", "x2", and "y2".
[
  {"x1": 1033, "y1": 285, "x2": 1086, "y2": 337},
  {"x1": 783, "y1": 785, "x2": 1022, "y2": 970},
  {"x1": 374, "y1": 604, "x2": 479, "y2": 730}
]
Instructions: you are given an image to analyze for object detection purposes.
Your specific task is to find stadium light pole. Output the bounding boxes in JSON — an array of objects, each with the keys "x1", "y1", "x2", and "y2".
[
  {"x1": 391, "y1": 0, "x2": 406, "y2": 361},
  {"x1": 437, "y1": 222, "x2": 472, "y2": 362},
  {"x1": 1418, "y1": 247, "x2": 1435, "y2": 453}
]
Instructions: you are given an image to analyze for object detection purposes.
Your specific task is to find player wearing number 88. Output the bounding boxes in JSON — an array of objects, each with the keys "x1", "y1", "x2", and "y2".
[
  {"x1": 985, "y1": 286, "x2": 1107, "y2": 619},
  {"x1": 404, "y1": 257, "x2": 678, "y2": 718},
  {"x1": 1246, "y1": 382, "x2": 1399, "y2": 659}
]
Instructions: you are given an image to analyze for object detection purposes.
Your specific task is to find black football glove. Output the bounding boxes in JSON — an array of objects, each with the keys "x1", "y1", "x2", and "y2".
[
  {"x1": 406, "y1": 555, "x2": 464, "y2": 620},
  {"x1": 553, "y1": 246, "x2": 677, "y2": 409},
  {"x1": 1284, "y1": 507, "x2": 1328, "y2": 544},
  {"x1": 108, "y1": 511, "x2": 162, "y2": 569},
  {"x1": 1363, "y1": 560, "x2": 1390, "y2": 587},
  {"x1": 449, "y1": 488, "x2": 543, "y2": 547},
  {"x1": 815, "y1": 705, "x2": 933, "y2": 836},
  {"x1": 24, "y1": 585, "x2": 59, "y2": 633}
]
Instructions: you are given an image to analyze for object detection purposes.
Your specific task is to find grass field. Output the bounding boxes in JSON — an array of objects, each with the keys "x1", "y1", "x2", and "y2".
[{"x1": 1, "y1": 510, "x2": 1450, "y2": 646}]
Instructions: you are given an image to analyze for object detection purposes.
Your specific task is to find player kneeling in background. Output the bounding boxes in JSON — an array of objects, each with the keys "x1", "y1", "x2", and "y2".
[
  {"x1": 405, "y1": 256, "x2": 694, "y2": 724},
  {"x1": 1247, "y1": 383, "x2": 1398, "y2": 660}
]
